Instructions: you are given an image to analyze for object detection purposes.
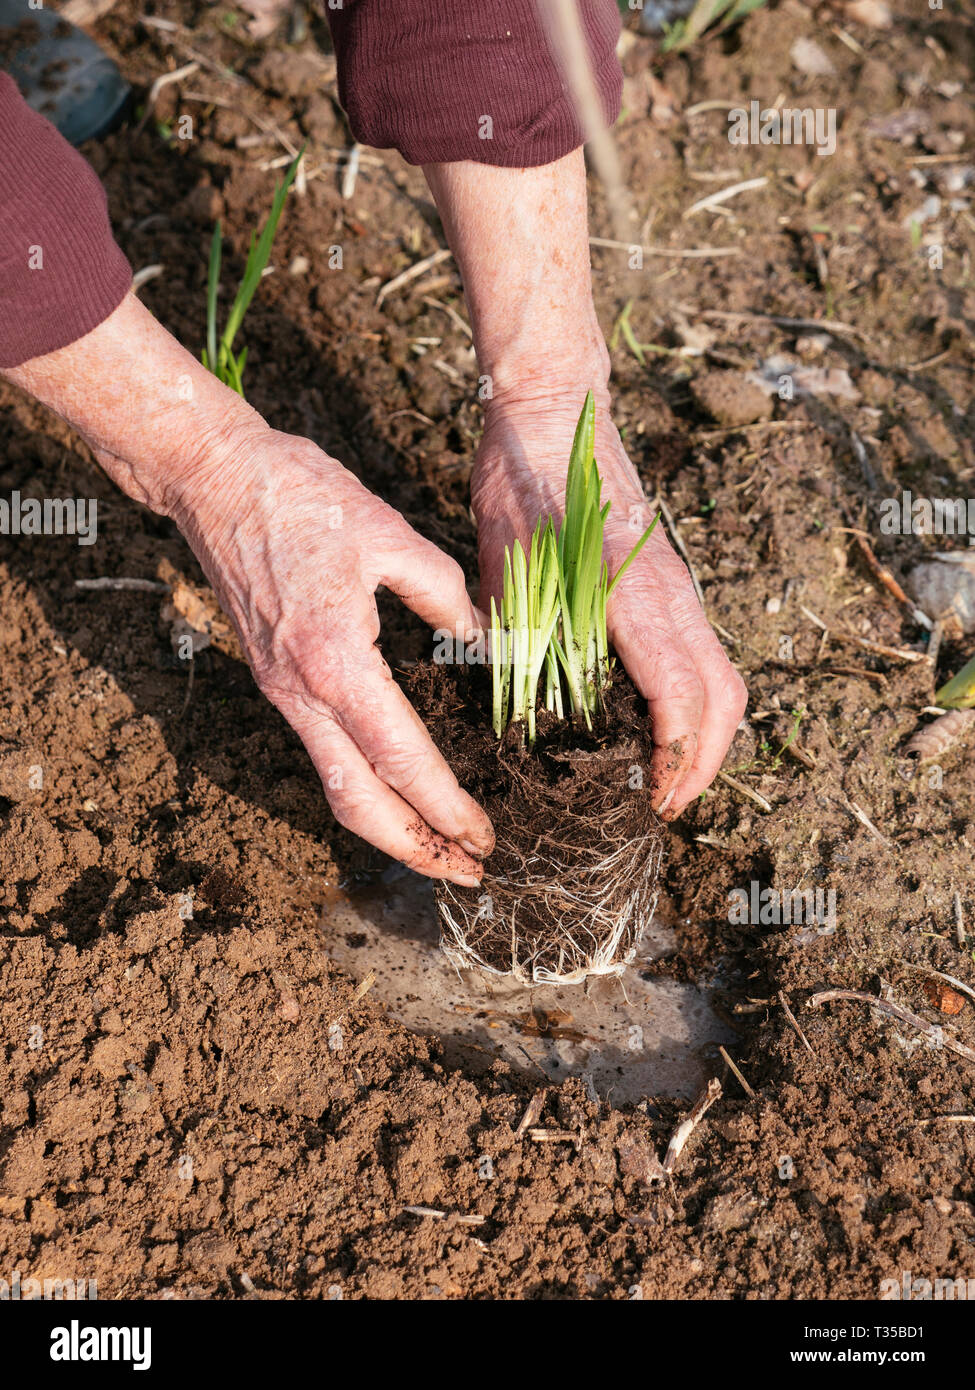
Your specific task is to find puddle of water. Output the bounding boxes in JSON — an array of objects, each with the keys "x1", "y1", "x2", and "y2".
[{"x1": 320, "y1": 866, "x2": 735, "y2": 1105}]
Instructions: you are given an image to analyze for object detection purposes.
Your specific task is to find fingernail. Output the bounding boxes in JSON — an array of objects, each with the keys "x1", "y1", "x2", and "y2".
[{"x1": 452, "y1": 872, "x2": 481, "y2": 889}]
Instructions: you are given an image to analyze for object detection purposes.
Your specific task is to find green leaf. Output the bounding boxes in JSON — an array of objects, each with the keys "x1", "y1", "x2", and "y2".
[
  {"x1": 935, "y1": 652, "x2": 975, "y2": 709},
  {"x1": 606, "y1": 512, "x2": 659, "y2": 599},
  {"x1": 202, "y1": 144, "x2": 305, "y2": 399}
]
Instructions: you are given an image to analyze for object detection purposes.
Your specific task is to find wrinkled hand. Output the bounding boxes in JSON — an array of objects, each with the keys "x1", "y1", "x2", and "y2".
[
  {"x1": 172, "y1": 427, "x2": 494, "y2": 883},
  {"x1": 472, "y1": 393, "x2": 747, "y2": 819}
]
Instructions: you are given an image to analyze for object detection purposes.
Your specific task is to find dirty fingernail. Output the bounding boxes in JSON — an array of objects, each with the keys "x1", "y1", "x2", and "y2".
[{"x1": 451, "y1": 871, "x2": 482, "y2": 889}]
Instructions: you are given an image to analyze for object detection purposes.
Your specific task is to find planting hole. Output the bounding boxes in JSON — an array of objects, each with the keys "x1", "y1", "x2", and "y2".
[{"x1": 319, "y1": 865, "x2": 735, "y2": 1104}]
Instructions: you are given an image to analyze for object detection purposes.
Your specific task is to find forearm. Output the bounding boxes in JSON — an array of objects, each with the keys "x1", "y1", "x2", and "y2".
[
  {"x1": 2, "y1": 292, "x2": 266, "y2": 517},
  {"x1": 424, "y1": 152, "x2": 611, "y2": 406}
]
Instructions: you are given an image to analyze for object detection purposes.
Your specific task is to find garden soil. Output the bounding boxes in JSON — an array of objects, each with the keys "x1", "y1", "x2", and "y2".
[{"x1": 1, "y1": 1, "x2": 973, "y2": 1298}]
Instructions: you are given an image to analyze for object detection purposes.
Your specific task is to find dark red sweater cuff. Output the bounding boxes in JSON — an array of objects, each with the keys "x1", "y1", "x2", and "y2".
[
  {"x1": 0, "y1": 73, "x2": 131, "y2": 369},
  {"x1": 326, "y1": 0, "x2": 623, "y2": 168}
]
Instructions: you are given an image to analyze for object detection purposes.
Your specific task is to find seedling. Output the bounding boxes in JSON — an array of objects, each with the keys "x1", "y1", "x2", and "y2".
[
  {"x1": 936, "y1": 651, "x2": 975, "y2": 709},
  {"x1": 489, "y1": 392, "x2": 658, "y2": 743},
  {"x1": 202, "y1": 145, "x2": 305, "y2": 396},
  {"x1": 661, "y1": 0, "x2": 767, "y2": 53}
]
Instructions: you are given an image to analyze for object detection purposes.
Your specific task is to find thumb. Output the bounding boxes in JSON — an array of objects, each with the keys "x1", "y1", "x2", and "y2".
[{"x1": 379, "y1": 523, "x2": 482, "y2": 640}]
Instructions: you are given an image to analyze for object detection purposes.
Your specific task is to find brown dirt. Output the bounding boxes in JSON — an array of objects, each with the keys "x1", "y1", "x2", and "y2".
[{"x1": 1, "y1": 2, "x2": 975, "y2": 1300}]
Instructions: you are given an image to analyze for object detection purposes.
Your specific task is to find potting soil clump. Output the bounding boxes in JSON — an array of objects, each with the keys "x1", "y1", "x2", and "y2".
[{"x1": 410, "y1": 662, "x2": 663, "y2": 985}]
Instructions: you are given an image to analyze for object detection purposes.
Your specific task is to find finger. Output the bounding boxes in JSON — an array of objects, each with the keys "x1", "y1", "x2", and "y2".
[
  {"x1": 608, "y1": 582, "x2": 704, "y2": 812},
  {"x1": 281, "y1": 696, "x2": 487, "y2": 886},
  {"x1": 377, "y1": 523, "x2": 481, "y2": 640},
  {"x1": 333, "y1": 645, "x2": 495, "y2": 858},
  {"x1": 664, "y1": 624, "x2": 747, "y2": 819}
]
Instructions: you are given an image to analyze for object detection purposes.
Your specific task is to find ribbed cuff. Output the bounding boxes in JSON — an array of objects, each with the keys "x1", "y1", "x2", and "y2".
[
  {"x1": 0, "y1": 73, "x2": 131, "y2": 369},
  {"x1": 327, "y1": 0, "x2": 623, "y2": 168}
]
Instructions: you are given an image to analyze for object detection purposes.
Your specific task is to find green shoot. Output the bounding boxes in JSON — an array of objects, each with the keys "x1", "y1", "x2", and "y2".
[
  {"x1": 490, "y1": 392, "x2": 658, "y2": 743},
  {"x1": 609, "y1": 300, "x2": 673, "y2": 365},
  {"x1": 661, "y1": 0, "x2": 767, "y2": 54},
  {"x1": 202, "y1": 144, "x2": 305, "y2": 397},
  {"x1": 936, "y1": 651, "x2": 975, "y2": 709}
]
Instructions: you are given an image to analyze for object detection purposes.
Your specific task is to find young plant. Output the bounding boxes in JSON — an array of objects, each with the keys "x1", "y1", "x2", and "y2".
[
  {"x1": 202, "y1": 145, "x2": 305, "y2": 397},
  {"x1": 490, "y1": 391, "x2": 658, "y2": 742},
  {"x1": 661, "y1": 0, "x2": 767, "y2": 54},
  {"x1": 936, "y1": 651, "x2": 975, "y2": 709}
]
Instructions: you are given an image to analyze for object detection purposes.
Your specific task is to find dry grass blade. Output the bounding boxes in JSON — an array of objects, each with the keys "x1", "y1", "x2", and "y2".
[
  {"x1": 528, "y1": 1128, "x2": 580, "y2": 1143},
  {"x1": 589, "y1": 236, "x2": 739, "y2": 259},
  {"x1": 135, "y1": 60, "x2": 199, "y2": 136},
  {"x1": 75, "y1": 577, "x2": 169, "y2": 593},
  {"x1": 401, "y1": 1206, "x2": 486, "y2": 1225},
  {"x1": 376, "y1": 249, "x2": 452, "y2": 308},
  {"x1": 351, "y1": 970, "x2": 376, "y2": 1004},
  {"x1": 691, "y1": 306, "x2": 869, "y2": 343},
  {"x1": 651, "y1": 493, "x2": 705, "y2": 607},
  {"x1": 683, "y1": 176, "x2": 769, "y2": 218},
  {"x1": 717, "y1": 771, "x2": 772, "y2": 812}
]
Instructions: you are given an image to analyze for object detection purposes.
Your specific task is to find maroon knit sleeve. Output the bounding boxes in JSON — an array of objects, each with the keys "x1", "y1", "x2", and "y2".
[
  {"x1": 0, "y1": 73, "x2": 131, "y2": 369},
  {"x1": 326, "y1": 0, "x2": 622, "y2": 168}
]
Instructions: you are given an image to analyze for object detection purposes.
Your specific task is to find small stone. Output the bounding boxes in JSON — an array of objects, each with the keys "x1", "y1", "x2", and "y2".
[{"x1": 691, "y1": 370, "x2": 774, "y2": 428}]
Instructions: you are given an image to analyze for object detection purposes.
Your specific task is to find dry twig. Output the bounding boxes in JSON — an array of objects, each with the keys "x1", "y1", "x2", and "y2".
[
  {"x1": 778, "y1": 990, "x2": 814, "y2": 1054},
  {"x1": 515, "y1": 1089, "x2": 547, "y2": 1137},
  {"x1": 663, "y1": 1077, "x2": 722, "y2": 1174},
  {"x1": 718, "y1": 1046, "x2": 755, "y2": 1098}
]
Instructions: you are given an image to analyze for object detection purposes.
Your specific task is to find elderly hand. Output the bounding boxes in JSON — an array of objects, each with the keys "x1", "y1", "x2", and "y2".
[
  {"x1": 172, "y1": 428, "x2": 496, "y2": 883},
  {"x1": 472, "y1": 390, "x2": 747, "y2": 818},
  {"x1": 5, "y1": 293, "x2": 494, "y2": 884}
]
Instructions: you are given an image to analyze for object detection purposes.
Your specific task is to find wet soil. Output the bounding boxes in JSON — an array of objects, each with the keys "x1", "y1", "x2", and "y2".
[{"x1": 1, "y1": 1, "x2": 974, "y2": 1299}]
